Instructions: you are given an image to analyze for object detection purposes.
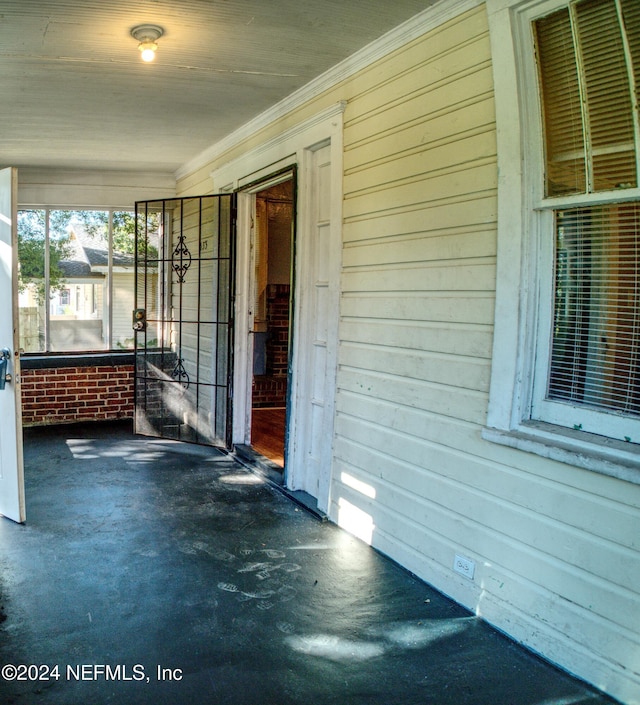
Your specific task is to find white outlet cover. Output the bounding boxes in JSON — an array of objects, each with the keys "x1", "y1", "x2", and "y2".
[{"x1": 453, "y1": 554, "x2": 475, "y2": 580}]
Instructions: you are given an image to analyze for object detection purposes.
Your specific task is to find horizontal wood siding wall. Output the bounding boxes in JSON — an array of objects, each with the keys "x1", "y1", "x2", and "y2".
[
  {"x1": 331, "y1": 6, "x2": 639, "y2": 702},
  {"x1": 18, "y1": 168, "x2": 176, "y2": 208},
  {"x1": 176, "y1": 5, "x2": 639, "y2": 700}
]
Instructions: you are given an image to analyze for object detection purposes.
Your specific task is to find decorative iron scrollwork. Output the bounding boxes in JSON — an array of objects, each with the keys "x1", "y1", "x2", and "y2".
[
  {"x1": 172, "y1": 358, "x2": 190, "y2": 389},
  {"x1": 172, "y1": 235, "x2": 192, "y2": 283}
]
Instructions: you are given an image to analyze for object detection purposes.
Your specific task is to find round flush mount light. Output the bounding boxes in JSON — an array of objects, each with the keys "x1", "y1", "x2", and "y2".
[{"x1": 131, "y1": 24, "x2": 164, "y2": 62}]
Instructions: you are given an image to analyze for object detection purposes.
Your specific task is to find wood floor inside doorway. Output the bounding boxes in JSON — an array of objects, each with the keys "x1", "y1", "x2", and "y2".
[{"x1": 251, "y1": 407, "x2": 286, "y2": 467}]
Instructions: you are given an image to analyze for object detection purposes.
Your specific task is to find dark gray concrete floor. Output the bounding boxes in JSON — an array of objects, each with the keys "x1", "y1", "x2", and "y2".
[{"x1": 0, "y1": 421, "x2": 618, "y2": 705}]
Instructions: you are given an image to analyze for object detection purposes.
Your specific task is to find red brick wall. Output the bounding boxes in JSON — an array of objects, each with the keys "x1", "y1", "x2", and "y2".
[
  {"x1": 252, "y1": 376, "x2": 288, "y2": 408},
  {"x1": 21, "y1": 365, "x2": 134, "y2": 426},
  {"x1": 253, "y1": 284, "x2": 289, "y2": 408},
  {"x1": 266, "y1": 283, "x2": 290, "y2": 377}
]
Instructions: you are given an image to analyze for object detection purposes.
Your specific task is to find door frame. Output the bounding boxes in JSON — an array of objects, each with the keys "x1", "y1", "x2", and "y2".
[
  {"x1": 214, "y1": 103, "x2": 344, "y2": 512},
  {"x1": 233, "y1": 168, "x2": 296, "y2": 464}
]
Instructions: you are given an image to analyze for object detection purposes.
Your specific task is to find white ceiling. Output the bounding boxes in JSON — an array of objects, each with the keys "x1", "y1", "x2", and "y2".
[{"x1": 0, "y1": 0, "x2": 434, "y2": 174}]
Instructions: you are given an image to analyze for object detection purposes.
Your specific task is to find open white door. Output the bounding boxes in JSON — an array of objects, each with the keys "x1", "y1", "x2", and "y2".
[
  {"x1": 286, "y1": 142, "x2": 340, "y2": 512},
  {"x1": 0, "y1": 167, "x2": 25, "y2": 523}
]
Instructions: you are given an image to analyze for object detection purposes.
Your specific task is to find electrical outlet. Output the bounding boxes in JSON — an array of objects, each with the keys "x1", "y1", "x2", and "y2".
[{"x1": 453, "y1": 554, "x2": 475, "y2": 580}]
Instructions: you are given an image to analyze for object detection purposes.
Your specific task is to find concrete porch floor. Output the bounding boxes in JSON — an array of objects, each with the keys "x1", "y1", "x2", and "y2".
[{"x1": 0, "y1": 421, "x2": 617, "y2": 705}]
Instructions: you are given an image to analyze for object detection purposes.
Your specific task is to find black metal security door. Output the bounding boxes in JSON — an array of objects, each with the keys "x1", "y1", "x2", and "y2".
[{"x1": 134, "y1": 194, "x2": 236, "y2": 447}]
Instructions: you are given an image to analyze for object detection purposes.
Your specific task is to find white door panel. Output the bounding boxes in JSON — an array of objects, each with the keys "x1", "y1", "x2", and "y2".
[
  {"x1": 289, "y1": 143, "x2": 339, "y2": 511},
  {"x1": 0, "y1": 167, "x2": 25, "y2": 523}
]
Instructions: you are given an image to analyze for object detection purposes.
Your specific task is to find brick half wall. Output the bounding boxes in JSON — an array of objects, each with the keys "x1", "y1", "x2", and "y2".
[{"x1": 20, "y1": 355, "x2": 134, "y2": 427}]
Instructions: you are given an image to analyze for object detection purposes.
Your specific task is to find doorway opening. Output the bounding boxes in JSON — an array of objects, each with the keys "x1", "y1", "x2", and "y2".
[{"x1": 249, "y1": 179, "x2": 294, "y2": 468}]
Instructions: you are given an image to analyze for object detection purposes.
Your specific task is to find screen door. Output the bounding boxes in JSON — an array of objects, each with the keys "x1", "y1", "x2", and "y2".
[{"x1": 134, "y1": 194, "x2": 235, "y2": 447}]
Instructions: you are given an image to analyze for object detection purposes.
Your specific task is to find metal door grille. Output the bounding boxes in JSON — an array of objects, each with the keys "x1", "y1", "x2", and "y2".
[{"x1": 134, "y1": 194, "x2": 235, "y2": 447}]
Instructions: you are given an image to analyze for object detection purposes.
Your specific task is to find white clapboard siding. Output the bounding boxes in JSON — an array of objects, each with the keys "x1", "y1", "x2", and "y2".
[
  {"x1": 167, "y1": 197, "x2": 227, "y2": 403},
  {"x1": 111, "y1": 272, "x2": 135, "y2": 348},
  {"x1": 340, "y1": 319, "x2": 493, "y2": 358},
  {"x1": 341, "y1": 293, "x2": 495, "y2": 325},
  {"x1": 18, "y1": 169, "x2": 175, "y2": 208},
  {"x1": 174, "y1": 3, "x2": 640, "y2": 700},
  {"x1": 340, "y1": 343, "x2": 491, "y2": 391},
  {"x1": 344, "y1": 195, "x2": 497, "y2": 242},
  {"x1": 329, "y1": 5, "x2": 640, "y2": 702}
]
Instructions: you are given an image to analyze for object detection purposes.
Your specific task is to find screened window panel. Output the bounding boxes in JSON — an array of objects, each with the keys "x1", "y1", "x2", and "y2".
[
  {"x1": 17, "y1": 210, "x2": 46, "y2": 352},
  {"x1": 576, "y1": 0, "x2": 637, "y2": 191},
  {"x1": 535, "y1": 8, "x2": 586, "y2": 196},
  {"x1": 549, "y1": 204, "x2": 640, "y2": 416},
  {"x1": 16, "y1": 209, "x2": 139, "y2": 352}
]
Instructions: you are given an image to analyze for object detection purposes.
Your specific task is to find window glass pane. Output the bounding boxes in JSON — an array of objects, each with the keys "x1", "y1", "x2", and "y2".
[
  {"x1": 51, "y1": 211, "x2": 107, "y2": 352},
  {"x1": 549, "y1": 204, "x2": 640, "y2": 416},
  {"x1": 17, "y1": 210, "x2": 46, "y2": 352},
  {"x1": 535, "y1": 8, "x2": 586, "y2": 196},
  {"x1": 17, "y1": 208, "x2": 143, "y2": 353},
  {"x1": 576, "y1": 0, "x2": 637, "y2": 190},
  {"x1": 112, "y1": 212, "x2": 137, "y2": 349},
  {"x1": 135, "y1": 205, "x2": 162, "y2": 350}
]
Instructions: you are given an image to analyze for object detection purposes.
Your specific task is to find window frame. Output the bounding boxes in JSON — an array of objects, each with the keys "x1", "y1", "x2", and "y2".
[
  {"x1": 484, "y1": 0, "x2": 640, "y2": 480},
  {"x1": 17, "y1": 206, "x2": 136, "y2": 355}
]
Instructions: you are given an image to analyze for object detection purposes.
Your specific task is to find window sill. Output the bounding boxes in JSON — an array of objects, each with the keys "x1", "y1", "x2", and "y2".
[
  {"x1": 20, "y1": 351, "x2": 135, "y2": 370},
  {"x1": 481, "y1": 421, "x2": 640, "y2": 485}
]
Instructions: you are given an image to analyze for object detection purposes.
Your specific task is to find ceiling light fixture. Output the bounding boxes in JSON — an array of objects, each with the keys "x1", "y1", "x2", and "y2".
[{"x1": 130, "y1": 24, "x2": 164, "y2": 63}]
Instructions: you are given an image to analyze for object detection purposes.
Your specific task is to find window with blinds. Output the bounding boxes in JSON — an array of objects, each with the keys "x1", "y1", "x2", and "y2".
[
  {"x1": 550, "y1": 204, "x2": 640, "y2": 415},
  {"x1": 534, "y1": 0, "x2": 639, "y2": 197},
  {"x1": 533, "y1": 0, "x2": 640, "y2": 428}
]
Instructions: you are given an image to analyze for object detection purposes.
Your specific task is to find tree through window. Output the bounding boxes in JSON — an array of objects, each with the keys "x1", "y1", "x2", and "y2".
[{"x1": 17, "y1": 209, "x2": 142, "y2": 352}]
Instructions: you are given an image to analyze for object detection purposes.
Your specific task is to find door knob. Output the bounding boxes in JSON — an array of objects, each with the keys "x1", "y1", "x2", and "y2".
[{"x1": 132, "y1": 309, "x2": 147, "y2": 331}]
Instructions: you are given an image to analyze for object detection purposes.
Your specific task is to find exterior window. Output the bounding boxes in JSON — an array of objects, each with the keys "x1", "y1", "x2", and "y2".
[
  {"x1": 17, "y1": 209, "x2": 138, "y2": 353},
  {"x1": 531, "y1": 0, "x2": 640, "y2": 442},
  {"x1": 550, "y1": 204, "x2": 640, "y2": 417}
]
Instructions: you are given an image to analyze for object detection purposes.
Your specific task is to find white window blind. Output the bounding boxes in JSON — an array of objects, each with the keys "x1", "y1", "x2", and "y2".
[
  {"x1": 534, "y1": 0, "x2": 639, "y2": 197},
  {"x1": 621, "y1": 0, "x2": 640, "y2": 84},
  {"x1": 550, "y1": 203, "x2": 640, "y2": 416},
  {"x1": 535, "y1": 7, "x2": 586, "y2": 196}
]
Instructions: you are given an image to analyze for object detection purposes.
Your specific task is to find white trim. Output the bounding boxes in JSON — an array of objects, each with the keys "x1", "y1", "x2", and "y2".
[
  {"x1": 224, "y1": 106, "x2": 343, "y2": 514},
  {"x1": 212, "y1": 102, "x2": 346, "y2": 192},
  {"x1": 232, "y1": 191, "x2": 254, "y2": 446},
  {"x1": 482, "y1": 424, "x2": 640, "y2": 481},
  {"x1": 176, "y1": 0, "x2": 482, "y2": 181},
  {"x1": 485, "y1": 0, "x2": 530, "y2": 431}
]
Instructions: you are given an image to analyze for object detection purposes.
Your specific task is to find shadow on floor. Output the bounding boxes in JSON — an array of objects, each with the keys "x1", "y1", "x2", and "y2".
[{"x1": 0, "y1": 421, "x2": 617, "y2": 705}]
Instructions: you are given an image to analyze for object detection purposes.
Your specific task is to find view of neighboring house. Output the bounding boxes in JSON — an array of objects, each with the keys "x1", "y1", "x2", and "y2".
[{"x1": 18, "y1": 223, "x2": 138, "y2": 352}]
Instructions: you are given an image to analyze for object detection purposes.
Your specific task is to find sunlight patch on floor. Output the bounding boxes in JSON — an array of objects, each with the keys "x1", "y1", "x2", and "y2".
[
  {"x1": 285, "y1": 634, "x2": 386, "y2": 661},
  {"x1": 218, "y1": 473, "x2": 264, "y2": 485}
]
